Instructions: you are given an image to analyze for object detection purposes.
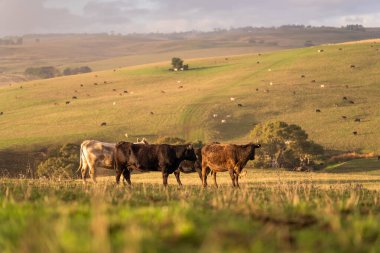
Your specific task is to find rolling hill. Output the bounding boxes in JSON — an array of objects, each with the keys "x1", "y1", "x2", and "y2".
[
  {"x1": 0, "y1": 41, "x2": 379, "y2": 155},
  {"x1": 2, "y1": 27, "x2": 380, "y2": 86}
]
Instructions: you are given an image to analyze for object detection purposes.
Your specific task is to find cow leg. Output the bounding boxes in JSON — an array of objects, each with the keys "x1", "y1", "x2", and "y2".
[
  {"x1": 174, "y1": 170, "x2": 183, "y2": 187},
  {"x1": 229, "y1": 169, "x2": 236, "y2": 187},
  {"x1": 122, "y1": 169, "x2": 132, "y2": 186},
  {"x1": 89, "y1": 164, "x2": 97, "y2": 183},
  {"x1": 116, "y1": 168, "x2": 123, "y2": 184},
  {"x1": 202, "y1": 166, "x2": 209, "y2": 188},
  {"x1": 213, "y1": 171, "x2": 218, "y2": 188},
  {"x1": 235, "y1": 171, "x2": 240, "y2": 188},
  {"x1": 81, "y1": 164, "x2": 88, "y2": 184},
  {"x1": 162, "y1": 172, "x2": 169, "y2": 187},
  {"x1": 196, "y1": 168, "x2": 202, "y2": 182}
]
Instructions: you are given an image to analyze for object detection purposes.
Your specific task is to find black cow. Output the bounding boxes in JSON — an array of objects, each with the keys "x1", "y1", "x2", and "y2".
[
  {"x1": 115, "y1": 142, "x2": 197, "y2": 186},
  {"x1": 177, "y1": 148, "x2": 203, "y2": 180}
]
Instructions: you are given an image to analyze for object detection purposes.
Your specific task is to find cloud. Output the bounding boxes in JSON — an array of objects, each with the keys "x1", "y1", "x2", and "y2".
[
  {"x1": 0, "y1": 0, "x2": 85, "y2": 36},
  {"x1": 1, "y1": 0, "x2": 380, "y2": 36}
]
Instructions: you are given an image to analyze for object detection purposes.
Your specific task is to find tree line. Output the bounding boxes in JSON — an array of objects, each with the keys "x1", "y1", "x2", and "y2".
[{"x1": 25, "y1": 66, "x2": 92, "y2": 79}]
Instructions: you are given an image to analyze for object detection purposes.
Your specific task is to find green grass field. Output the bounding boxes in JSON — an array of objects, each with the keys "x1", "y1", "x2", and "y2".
[
  {"x1": 2, "y1": 170, "x2": 380, "y2": 253},
  {"x1": 1, "y1": 41, "x2": 380, "y2": 154}
]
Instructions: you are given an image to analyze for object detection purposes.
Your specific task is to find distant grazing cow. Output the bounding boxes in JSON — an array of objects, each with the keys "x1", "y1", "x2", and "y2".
[
  {"x1": 339, "y1": 48, "x2": 343, "y2": 51},
  {"x1": 353, "y1": 131, "x2": 358, "y2": 135},
  {"x1": 301, "y1": 75, "x2": 305, "y2": 78},
  {"x1": 78, "y1": 139, "x2": 148, "y2": 183},
  {"x1": 316, "y1": 109, "x2": 321, "y2": 113},
  {"x1": 113, "y1": 89, "x2": 117, "y2": 92},
  {"x1": 66, "y1": 101, "x2": 70, "y2": 105},
  {"x1": 349, "y1": 100, "x2": 355, "y2": 104},
  {"x1": 94, "y1": 83, "x2": 98, "y2": 85},
  {"x1": 150, "y1": 112, "x2": 154, "y2": 115},
  {"x1": 115, "y1": 143, "x2": 197, "y2": 186},
  {"x1": 237, "y1": 104, "x2": 243, "y2": 107},
  {"x1": 343, "y1": 96, "x2": 347, "y2": 100},
  {"x1": 311, "y1": 80, "x2": 316, "y2": 83},
  {"x1": 350, "y1": 65, "x2": 356, "y2": 68},
  {"x1": 80, "y1": 84, "x2": 84, "y2": 87},
  {"x1": 0, "y1": 112, "x2": 3, "y2": 115},
  {"x1": 342, "y1": 116, "x2": 347, "y2": 119},
  {"x1": 178, "y1": 86, "x2": 183, "y2": 89},
  {"x1": 355, "y1": 118, "x2": 361, "y2": 122},
  {"x1": 256, "y1": 88, "x2": 259, "y2": 92},
  {"x1": 257, "y1": 61, "x2": 260, "y2": 64},
  {"x1": 100, "y1": 122, "x2": 107, "y2": 126},
  {"x1": 72, "y1": 96, "x2": 77, "y2": 99},
  {"x1": 201, "y1": 143, "x2": 261, "y2": 188}
]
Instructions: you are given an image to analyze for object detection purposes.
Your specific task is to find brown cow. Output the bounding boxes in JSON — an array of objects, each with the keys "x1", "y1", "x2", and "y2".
[{"x1": 201, "y1": 143, "x2": 261, "y2": 188}]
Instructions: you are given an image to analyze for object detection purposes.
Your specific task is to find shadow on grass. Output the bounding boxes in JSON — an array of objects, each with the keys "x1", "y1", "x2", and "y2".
[{"x1": 211, "y1": 113, "x2": 256, "y2": 142}]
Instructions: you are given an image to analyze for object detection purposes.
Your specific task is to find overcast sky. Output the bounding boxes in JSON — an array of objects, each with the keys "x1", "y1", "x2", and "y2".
[{"x1": 1, "y1": 0, "x2": 380, "y2": 36}]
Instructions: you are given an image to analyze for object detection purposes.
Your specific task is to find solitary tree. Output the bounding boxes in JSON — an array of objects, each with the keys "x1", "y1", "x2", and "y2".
[{"x1": 171, "y1": 57, "x2": 184, "y2": 70}]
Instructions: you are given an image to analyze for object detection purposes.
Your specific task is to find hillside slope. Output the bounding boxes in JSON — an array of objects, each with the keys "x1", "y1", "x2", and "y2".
[{"x1": 0, "y1": 42, "x2": 379, "y2": 152}]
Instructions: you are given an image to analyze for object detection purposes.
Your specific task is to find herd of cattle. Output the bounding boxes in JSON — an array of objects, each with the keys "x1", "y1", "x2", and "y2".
[{"x1": 78, "y1": 139, "x2": 261, "y2": 187}]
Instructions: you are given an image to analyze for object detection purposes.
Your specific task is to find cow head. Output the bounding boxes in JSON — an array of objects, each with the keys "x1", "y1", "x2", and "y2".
[
  {"x1": 183, "y1": 144, "x2": 197, "y2": 162},
  {"x1": 248, "y1": 143, "x2": 261, "y2": 160}
]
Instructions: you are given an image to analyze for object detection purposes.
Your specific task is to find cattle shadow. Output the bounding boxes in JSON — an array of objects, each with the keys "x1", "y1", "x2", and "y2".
[{"x1": 211, "y1": 113, "x2": 257, "y2": 141}]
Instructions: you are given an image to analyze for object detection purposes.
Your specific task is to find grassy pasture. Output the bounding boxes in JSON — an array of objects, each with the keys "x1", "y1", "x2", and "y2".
[
  {"x1": 1, "y1": 169, "x2": 380, "y2": 253},
  {"x1": 0, "y1": 42, "x2": 380, "y2": 153}
]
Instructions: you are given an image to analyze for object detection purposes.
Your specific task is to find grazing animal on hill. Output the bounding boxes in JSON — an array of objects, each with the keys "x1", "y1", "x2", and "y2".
[
  {"x1": 237, "y1": 104, "x2": 243, "y2": 107},
  {"x1": 342, "y1": 116, "x2": 347, "y2": 119},
  {"x1": 72, "y1": 96, "x2": 77, "y2": 99},
  {"x1": 115, "y1": 143, "x2": 197, "y2": 186},
  {"x1": 66, "y1": 101, "x2": 70, "y2": 105},
  {"x1": 0, "y1": 112, "x2": 3, "y2": 115},
  {"x1": 349, "y1": 100, "x2": 355, "y2": 104},
  {"x1": 350, "y1": 65, "x2": 356, "y2": 68},
  {"x1": 355, "y1": 118, "x2": 361, "y2": 122},
  {"x1": 311, "y1": 80, "x2": 316, "y2": 83},
  {"x1": 201, "y1": 143, "x2": 260, "y2": 188},
  {"x1": 301, "y1": 75, "x2": 306, "y2": 78},
  {"x1": 100, "y1": 122, "x2": 107, "y2": 126},
  {"x1": 353, "y1": 131, "x2": 358, "y2": 135},
  {"x1": 80, "y1": 84, "x2": 84, "y2": 87},
  {"x1": 316, "y1": 109, "x2": 321, "y2": 113},
  {"x1": 78, "y1": 139, "x2": 148, "y2": 183},
  {"x1": 343, "y1": 96, "x2": 347, "y2": 100}
]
